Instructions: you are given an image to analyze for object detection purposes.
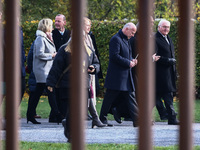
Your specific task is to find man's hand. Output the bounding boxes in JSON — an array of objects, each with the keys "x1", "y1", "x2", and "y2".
[
  {"x1": 130, "y1": 59, "x2": 138, "y2": 68},
  {"x1": 88, "y1": 65, "x2": 95, "y2": 73},
  {"x1": 167, "y1": 58, "x2": 176, "y2": 65},
  {"x1": 152, "y1": 53, "x2": 160, "y2": 62},
  {"x1": 47, "y1": 86, "x2": 53, "y2": 92}
]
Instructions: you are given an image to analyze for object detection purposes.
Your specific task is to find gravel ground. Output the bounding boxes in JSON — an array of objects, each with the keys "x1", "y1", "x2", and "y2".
[{"x1": 1, "y1": 118, "x2": 200, "y2": 146}]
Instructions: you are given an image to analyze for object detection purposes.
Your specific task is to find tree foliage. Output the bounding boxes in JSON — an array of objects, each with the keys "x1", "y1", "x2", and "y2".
[
  {"x1": 21, "y1": 0, "x2": 71, "y2": 22},
  {"x1": 87, "y1": 0, "x2": 138, "y2": 20},
  {"x1": 20, "y1": 0, "x2": 200, "y2": 22}
]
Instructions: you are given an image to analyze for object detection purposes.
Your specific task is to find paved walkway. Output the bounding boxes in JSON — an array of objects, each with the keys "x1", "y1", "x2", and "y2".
[{"x1": 1, "y1": 119, "x2": 200, "y2": 146}]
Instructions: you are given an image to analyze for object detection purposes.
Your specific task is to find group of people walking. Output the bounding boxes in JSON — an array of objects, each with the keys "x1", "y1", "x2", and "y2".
[
  {"x1": 23, "y1": 14, "x2": 179, "y2": 142},
  {"x1": 25, "y1": 15, "x2": 105, "y2": 130}
]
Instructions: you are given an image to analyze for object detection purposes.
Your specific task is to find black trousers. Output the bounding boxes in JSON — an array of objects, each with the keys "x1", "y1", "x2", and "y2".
[
  {"x1": 112, "y1": 95, "x2": 131, "y2": 118},
  {"x1": 49, "y1": 88, "x2": 70, "y2": 121},
  {"x1": 156, "y1": 97, "x2": 168, "y2": 118},
  {"x1": 21, "y1": 76, "x2": 26, "y2": 101},
  {"x1": 100, "y1": 89, "x2": 138, "y2": 123},
  {"x1": 156, "y1": 92, "x2": 177, "y2": 122},
  {"x1": 27, "y1": 83, "x2": 58, "y2": 117}
]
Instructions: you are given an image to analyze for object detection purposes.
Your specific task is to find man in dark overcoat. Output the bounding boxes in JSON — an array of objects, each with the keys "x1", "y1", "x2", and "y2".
[
  {"x1": 52, "y1": 14, "x2": 71, "y2": 52},
  {"x1": 100, "y1": 22, "x2": 139, "y2": 127},
  {"x1": 49, "y1": 14, "x2": 71, "y2": 122},
  {"x1": 155, "y1": 19, "x2": 179, "y2": 125}
]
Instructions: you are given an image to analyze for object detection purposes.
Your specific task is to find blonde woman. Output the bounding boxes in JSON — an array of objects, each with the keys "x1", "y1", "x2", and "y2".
[
  {"x1": 83, "y1": 17, "x2": 103, "y2": 103},
  {"x1": 26, "y1": 18, "x2": 62, "y2": 124}
]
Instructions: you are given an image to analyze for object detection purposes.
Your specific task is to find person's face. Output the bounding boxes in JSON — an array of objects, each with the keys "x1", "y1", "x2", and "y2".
[
  {"x1": 55, "y1": 15, "x2": 66, "y2": 31},
  {"x1": 49, "y1": 23, "x2": 53, "y2": 32},
  {"x1": 126, "y1": 27, "x2": 137, "y2": 39},
  {"x1": 158, "y1": 21, "x2": 170, "y2": 36},
  {"x1": 84, "y1": 20, "x2": 91, "y2": 34}
]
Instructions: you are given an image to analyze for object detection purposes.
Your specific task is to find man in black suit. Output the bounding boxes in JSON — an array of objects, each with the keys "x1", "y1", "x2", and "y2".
[
  {"x1": 52, "y1": 14, "x2": 71, "y2": 52},
  {"x1": 154, "y1": 19, "x2": 179, "y2": 125},
  {"x1": 111, "y1": 17, "x2": 168, "y2": 123},
  {"x1": 99, "y1": 22, "x2": 139, "y2": 127},
  {"x1": 49, "y1": 14, "x2": 71, "y2": 123}
]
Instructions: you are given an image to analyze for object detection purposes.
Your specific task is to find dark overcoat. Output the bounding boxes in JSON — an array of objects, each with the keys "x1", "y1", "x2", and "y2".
[
  {"x1": 27, "y1": 41, "x2": 37, "y2": 92},
  {"x1": 104, "y1": 29, "x2": 135, "y2": 92},
  {"x1": 46, "y1": 39, "x2": 100, "y2": 90},
  {"x1": 155, "y1": 31, "x2": 177, "y2": 92},
  {"x1": 52, "y1": 28, "x2": 71, "y2": 52}
]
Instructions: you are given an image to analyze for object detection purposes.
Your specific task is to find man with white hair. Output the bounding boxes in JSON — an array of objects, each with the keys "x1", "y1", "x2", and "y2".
[
  {"x1": 100, "y1": 22, "x2": 139, "y2": 127},
  {"x1": 155, "y1": 19, "x2": 179, "y2": 125}
]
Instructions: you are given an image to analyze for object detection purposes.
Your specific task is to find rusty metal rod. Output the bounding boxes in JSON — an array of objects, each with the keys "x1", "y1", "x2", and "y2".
[
  {"x1": 70, "y1": 0, "x2": 86, "y2": 149},
  {"x1": 4, "y1": 0, "x2": 20, "y2": 149},
  {"x1": 0, "y1": 3, "x2": 3, "y2": 150},
  {"x1": 137, "y1": 0, "x2": 154, "y2": 149},
  {"x1": 178, "y1": 0, "x2": 194, "y2": 149}
]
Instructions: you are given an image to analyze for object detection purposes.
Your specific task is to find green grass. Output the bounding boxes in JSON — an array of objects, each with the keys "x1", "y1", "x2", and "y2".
[
  {"x1": 20, "y1": 95, "x2": 51, "y2": 118},
  {"x1": 18, "y1": 142, "x2": 200, "y2": 150},
  {"x1": 20, "y1": 95, "x2": 200, "y2": 123}
]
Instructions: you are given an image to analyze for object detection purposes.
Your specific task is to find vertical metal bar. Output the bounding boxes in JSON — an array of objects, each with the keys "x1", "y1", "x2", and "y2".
[
  {"x1": 0, "y1": 3, "x2": 3, "y2": 150},
  {"x1": 71, "y1": 0, "x2": 86, "y2": 149},
  {"x1": 4, "y1": 0, "x2": 20, "y2": 149},
  {"x1": 137, "y1": 0, "x2": 154, "y2": 149},
  {"x1": 178, "y1": 0, "x2": 194, "y2": 149}
]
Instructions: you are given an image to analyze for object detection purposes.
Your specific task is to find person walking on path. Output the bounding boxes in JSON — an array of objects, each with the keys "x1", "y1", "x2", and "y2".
[
  {"x1": 49, "y1": 14, "x2": 71, "y2": 123},
  {"x1": 154, "y1": 19, "x2": 179, "y2": 125},
  {"x1": 26, "y1": 18, "x2": 61, "y2": 124},
  {"x1": 99, "y1": 22, "x2": 139, "y2": 127}
]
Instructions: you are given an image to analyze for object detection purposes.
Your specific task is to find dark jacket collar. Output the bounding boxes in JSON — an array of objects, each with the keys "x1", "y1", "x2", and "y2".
[{"x1": 119, "y1": 29, "x2": 128, "y2": 40}]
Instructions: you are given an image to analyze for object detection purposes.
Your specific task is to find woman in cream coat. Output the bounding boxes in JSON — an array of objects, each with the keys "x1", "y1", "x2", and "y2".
[{"x1": 26, "y1": 18, "x2": 61, "y2": 124}]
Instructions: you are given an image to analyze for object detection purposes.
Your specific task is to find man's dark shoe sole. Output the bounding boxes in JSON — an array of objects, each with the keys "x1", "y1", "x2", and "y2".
[
  {"x1": 112, "y1": 108, "x2": 122, "y2": 124},
  {"x1": 62, "y1": 119, "x2": 71, "y2": 141}
]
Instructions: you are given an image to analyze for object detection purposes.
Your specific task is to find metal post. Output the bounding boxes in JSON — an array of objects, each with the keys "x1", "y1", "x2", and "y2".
[
  {"x1": 0, "y1": 3, "x2": 3, "y2": 150},
  {"x1": 71, "y1": 0, "x2": 86, "y2": 149},
  {"x1": 4, "y1": 0, "x2": 20, "y2": 149},
  {"x1": 137, "y1": 0, "x2": 154, "y2": 149},
  {"x1": 178, "y1": 0, "x2": 194, "y2": 149}
]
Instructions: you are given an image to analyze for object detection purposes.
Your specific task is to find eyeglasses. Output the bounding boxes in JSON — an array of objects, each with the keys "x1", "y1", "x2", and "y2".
[{"x1": 161, "y1": 26, "x2": 170, "y2": 29}]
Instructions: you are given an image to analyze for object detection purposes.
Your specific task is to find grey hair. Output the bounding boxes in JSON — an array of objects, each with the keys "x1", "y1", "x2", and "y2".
[
  {"x1": 56, "y1": 14, "x2": 66, "y2": 21},
  {"x1": 123, "y1": 22, "x2": 136, "y2": 30},
  {"x1": 158, "y1": 19, "x2": 170, "y2": 27}
]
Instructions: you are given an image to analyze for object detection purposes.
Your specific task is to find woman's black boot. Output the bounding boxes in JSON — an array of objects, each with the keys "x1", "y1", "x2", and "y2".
[
  {"x1": 88, "y1": 99, "x2": 106, "y2": 128},
  {"x1": 27, "y1": 116, "x2": 41, "y2": 124}
]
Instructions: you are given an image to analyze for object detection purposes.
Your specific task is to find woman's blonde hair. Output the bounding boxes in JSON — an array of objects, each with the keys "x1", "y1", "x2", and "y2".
[
  {"x1": 38, "y1": 18, "x2": 53, "y2": 33},
  {"x1": 84, "y1": 17, "x2": 91, "y2": 26}
]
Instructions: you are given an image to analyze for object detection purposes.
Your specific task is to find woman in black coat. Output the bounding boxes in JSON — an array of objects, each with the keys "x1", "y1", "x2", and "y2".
[{"x1": 46, "y1": 38, "x2": 105, "y2": 141}]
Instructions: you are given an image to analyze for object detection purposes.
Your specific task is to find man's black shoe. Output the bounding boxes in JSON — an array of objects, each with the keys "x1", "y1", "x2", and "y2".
[
  {"x1": 124, "y1": 117, "x2": 133, "y2": 121},
  {"x1": 62, "y1": 119, "x2": 71, "y2": 141},
  {"x1": 101, "y1": 120, "x2": 114, "y2": 127},
  {"x1": 112, "y1": 107, "x2": 122, "y2": 124},
  {"x1": 168, "y1": 120, "x2": 179, "y2": 125},
  {"x1": 133, "y1": 121, "x2": 139, "y2": 127},
  {"x1": 160, "y1": 115, "x2": 168, "y2": 120}
]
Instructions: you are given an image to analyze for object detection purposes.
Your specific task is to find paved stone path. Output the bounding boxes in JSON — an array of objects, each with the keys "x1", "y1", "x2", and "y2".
[{"x1": 1, "y1": 119, "x2": 200, "y2": 146}]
